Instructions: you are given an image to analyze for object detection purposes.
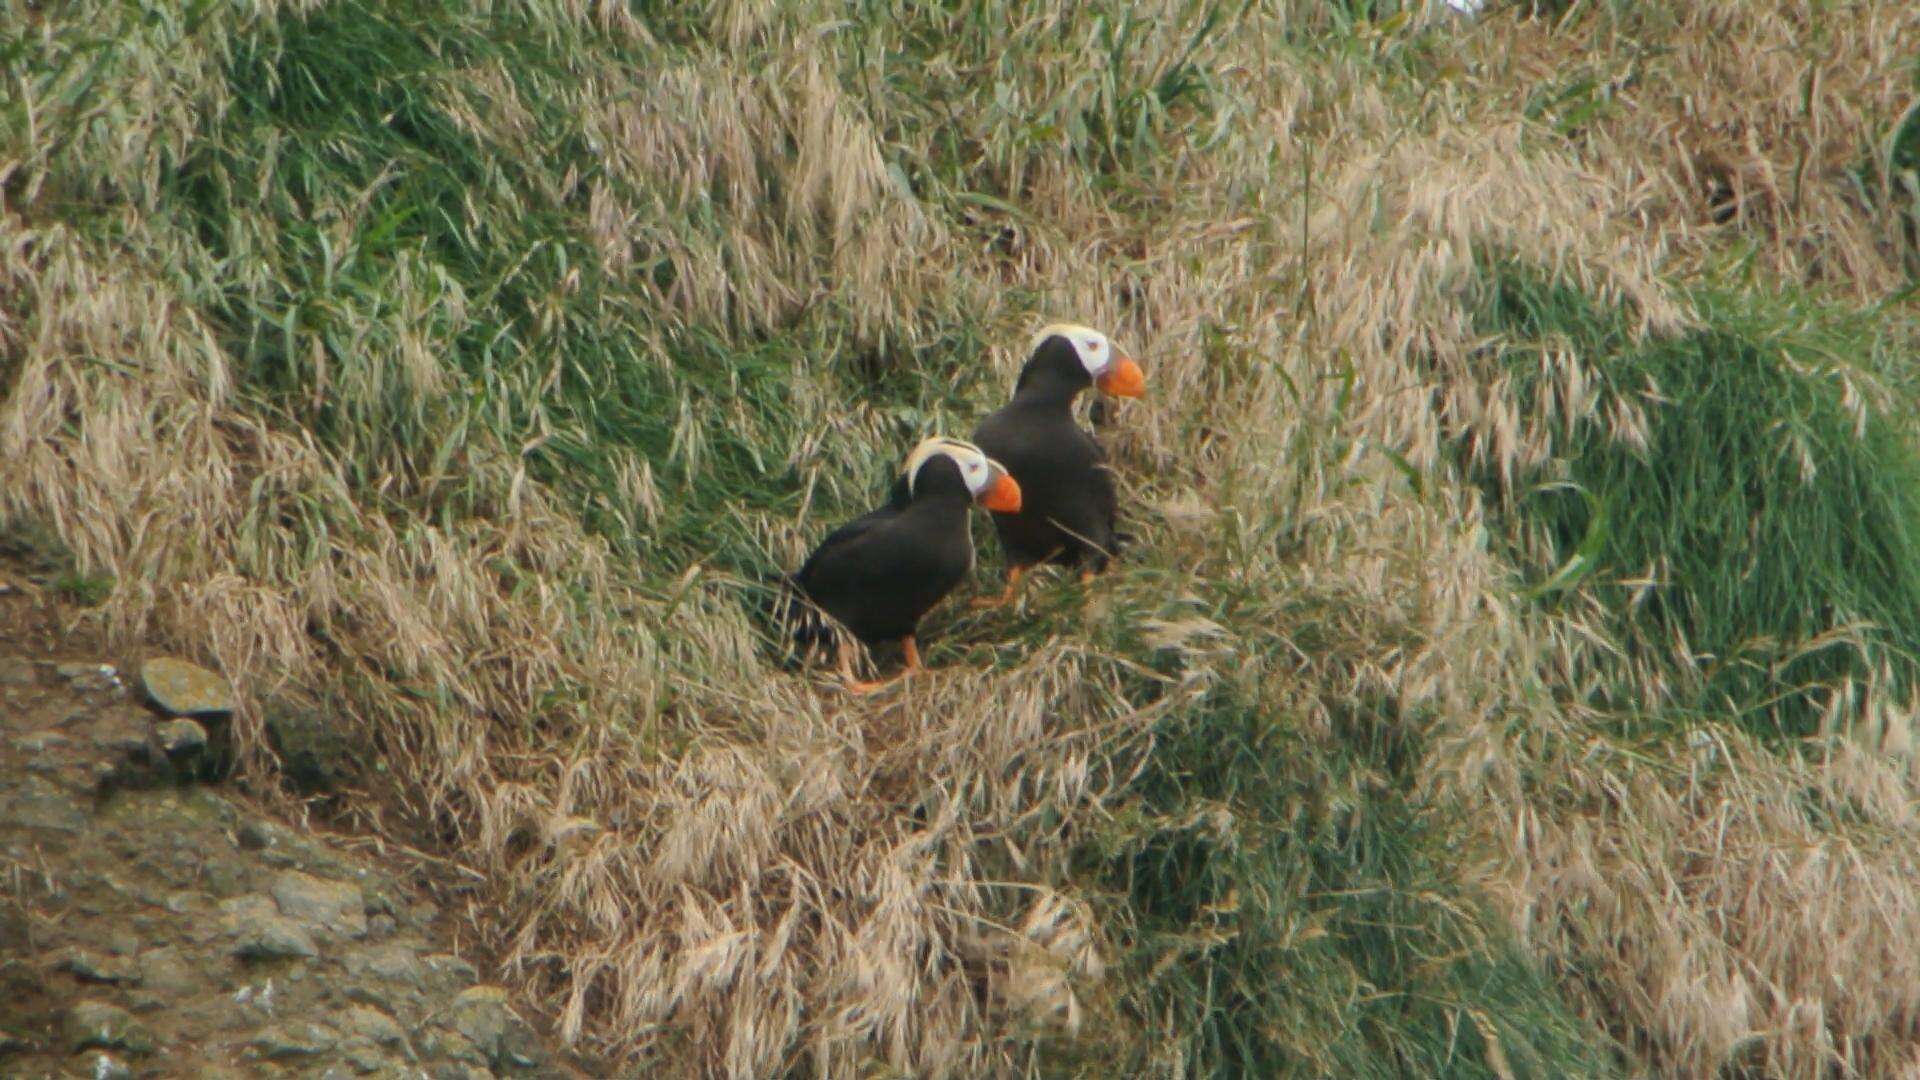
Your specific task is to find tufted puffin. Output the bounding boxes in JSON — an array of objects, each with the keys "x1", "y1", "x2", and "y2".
[
  {"x1": 786, "y1": 437, "x2": 1022, "y2": 692},
  {"x1": 970, "y1": 323, "x2": 1144, "y2": 607}
]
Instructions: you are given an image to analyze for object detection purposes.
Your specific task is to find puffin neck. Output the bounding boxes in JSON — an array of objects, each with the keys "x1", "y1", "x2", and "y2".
[
  {"x1": 906, "y1": 459, "x2": 976, "y2": 512},
  {"x1": 1011, "y1": 364, "x2": 1087, "y2": 409},
  {"x1": 1012, "y1": 337, "x2": 1093, "y2": 408}
]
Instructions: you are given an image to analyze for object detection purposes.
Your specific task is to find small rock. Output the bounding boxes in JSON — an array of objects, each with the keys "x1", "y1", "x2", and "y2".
[
  {"x1": 344, "y1": 1043, "x2": 391, "y2": 1072},
  {"x1": 423, "y1": 953, "x2": 478, "y2": 988},
  {"x1": 500, "y1": 1023, "x2": 548, "y2": 1070},
  {"x1": 139, "y1": 657, "x2": 235, "y2": 718},
  {"x1": 0, "y1": 774, "x2": 88, "y2": 833},
  {"x1": 56, "y1": 948, "x2": 142, "y2": 986},
  {"x1": 368, "y1": 913, "x2": 397, "y2": 939},
  {"x1": 62, "y1": 1001, "x2": 156, "y2": 1055},
  {"x1": 201, "y1": 859, "x2": 248, "y2": 899},
  {"x1": 431, "y1": 1066, "x2": 497, "y2": 1080},
  {"x1": 249, "y1": 1022, "x2": 338, "y2": 1059},
  {"x1": 0, "y1": 656, "x2": 35, "y2": 686},
  {"x1": 88, "y1": 708, "x2": 152, "y2": 757},
  {"x1": 12, "y1": 730, "x2": 67, "y2": 753},
  {"x1": 348, "y1": 943, "x2": 423, "y2": 987},
  {"x1": 155, "y1": 718, "x2": 208, "y2": 755},
  {"x1": 59, "y1": 662, "x2": 120, "y2": 692},
  {"x1": 78, "y1": 1051, "x2": 135, "y2": 1080},
  {"x1": 422, "y1": 1029, "x2": 490, "y2": 1068},
  {"x1": 343, "y1": 1005, "x2": 406, "y2": 1047},
  {"x1": 236, "y1": 819, "x2": 284, "y2": 851},
  {"x1": 221, "y1": 895, "x2": 319, "y2": 960},
  {"x1": 263, "y1": 700, "x2": 361, "y2": 794},
  {"x1": 138, "y1": 947, "x2": 196, "y2": 994},
  {"x1": 271, "y1": 869, "x2": 367, "y2": 938},
  {"x1": 163, "y1": 891, "x2": 196, "y2": 914},
  {"x1": 446, "y1": 985, "x2": 510, "y2": 1064}
]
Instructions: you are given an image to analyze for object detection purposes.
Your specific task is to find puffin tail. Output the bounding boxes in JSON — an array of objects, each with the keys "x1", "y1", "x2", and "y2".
[{"x1": 771, "y1": 573, "x2": 837, "y2": 655}]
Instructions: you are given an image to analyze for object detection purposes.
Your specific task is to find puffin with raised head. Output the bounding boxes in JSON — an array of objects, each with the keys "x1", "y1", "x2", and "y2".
[
  {"x1": 786, "y1": 437, "x2": 1022, "y2": 692},
  {"x1": 970, "y1": 323, "x2": 1145, "y2": 607}
]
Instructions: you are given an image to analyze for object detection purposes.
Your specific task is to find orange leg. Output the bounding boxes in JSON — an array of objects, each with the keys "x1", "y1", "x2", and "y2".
[
  {"x1": 1078, "y1": 567, "x2": 1098, "y2": 585},
  {"x1": 837, "y1": 636, "x2": 920, "y2": 694},
  {"x1": 837, "y1": 647, "x2": 888, "y2": 695},
  {"x1": 970, "y1": 565, "x2": 1029, "y2": 609}
]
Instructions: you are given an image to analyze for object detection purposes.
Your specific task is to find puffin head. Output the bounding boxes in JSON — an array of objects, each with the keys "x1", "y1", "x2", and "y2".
[
  {"x1": 1022, "y1": 323, "x2": 1146, "y2": 399},
  {"x1": 902, "y1": 437, "x2": 1022, "y2": 513}
]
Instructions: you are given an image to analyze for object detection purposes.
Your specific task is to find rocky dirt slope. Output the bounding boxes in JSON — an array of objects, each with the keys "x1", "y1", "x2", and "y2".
[{"x1": 0, "y1": 566, "x2": 599, "y2": 1079}]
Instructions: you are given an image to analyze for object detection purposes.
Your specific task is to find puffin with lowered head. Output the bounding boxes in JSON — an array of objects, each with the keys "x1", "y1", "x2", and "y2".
[
  {"x1": 786, "y1": 437, "x2": 1022, "y2": 692},
  {"x1": 971, "y1": 323, "x2": 1145, "y2": 606}
]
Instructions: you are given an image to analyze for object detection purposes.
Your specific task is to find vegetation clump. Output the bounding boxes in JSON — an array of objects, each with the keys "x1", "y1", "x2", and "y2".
[{"x1": 5, "y1": 0, "x2": 1920, "y2": 1075}]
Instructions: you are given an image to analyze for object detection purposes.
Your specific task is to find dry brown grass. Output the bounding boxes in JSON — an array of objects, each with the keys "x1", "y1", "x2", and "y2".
[{"x1": 4, "y1": 0, "x2": 1920, "y2": 1075}]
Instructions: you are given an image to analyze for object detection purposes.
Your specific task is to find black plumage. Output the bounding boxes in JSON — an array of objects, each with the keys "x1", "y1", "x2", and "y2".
[
  {"x1": 972, "y1": 331, "x2": 1141, "y2": 590},
  {"x1": 784, "y1": 440, "x2": 1020, "y2": 690}
]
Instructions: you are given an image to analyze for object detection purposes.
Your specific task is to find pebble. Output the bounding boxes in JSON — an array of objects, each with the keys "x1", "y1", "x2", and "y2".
[
  {"x1": 62, "y1": 1001, "x2": 156, "y2": 1055},
  {"x1": 343, "y1": 1006, "x2": 406, "y2": 1047},
  {"x1": 221, "y1": 896, "x2": 320, "y2": 960},
  {"x1": 263, "y1": 701, "x2": 360, "y2": 793},
  {"x1": 0, "y1": 656, "x2": 35, "y2": 685},
  {"x1": 137, "y1": 947, "x2": 196, "y2": 994},
  {"x1": 138, "y1": 657, "x2": 235, "y2": 717},
  {"x1": 58, "y1": 662, "x2": 120, "y2": 692},
  {"x1": 345, "y1": 1043, "x2": 393, "y2": 1072},
  {"x1": 446, "y1": 985, "x2": 510, "y2": 1064},
  {"x1": 88, "y1": 709, "x2": 152, "y2": 757},
  {"x1": 56, "y1": 949, "x2": 142, "y2": 986},
  {"x1": 235, "y1": 818, "x2": 284, "y2": 852},
  {"x1": 79, "y1": 1051, "x2": 136, "y2": 1080},
  {"x1": 13, "y1": 730, "x2": 67, "y2": 753},
  {"x1": 348, "y1": 944, "x2": 423, "y2": 987},
  {"x1": 156, "y1": 718, "x2": 208, "y2": 755},
  {"x1": 250, "y1": 1022, "x2": 339, "y2": 1059},
  {"x1": 0, "y1": 774, "x2": 88, "y2": 832},
  {"x1": 271, "y1": 869, "x2": 367, "y2": 939},
  {"x1": 424, "y1": 953, "x2": 478, "y2": 987},
  {"x1": 422, "y1": 1028, "x2": 490, "y2": 1067}
]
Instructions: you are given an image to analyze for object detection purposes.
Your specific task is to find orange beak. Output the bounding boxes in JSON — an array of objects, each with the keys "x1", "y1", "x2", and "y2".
[
  {"x1": 978, "y1": 469, "x2": 1022, "y2": 513},
  {"x1": 1096, "y1": 355, "x2": 1146, "y2": 398}
]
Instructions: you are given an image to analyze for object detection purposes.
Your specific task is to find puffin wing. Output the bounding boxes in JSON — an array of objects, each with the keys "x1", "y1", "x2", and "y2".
[{"x1": 786, "y1": 505, "x2": 899, "y2": 642}]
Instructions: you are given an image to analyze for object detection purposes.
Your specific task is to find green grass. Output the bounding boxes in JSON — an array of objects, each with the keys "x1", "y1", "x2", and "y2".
[
  {"x1": 1067, "y1": 655, "x2": 1619, "y2": 1076},
  {"x1": 10, "y1": 0, "x2": 1920, "y2": 1074},
  {"x1": 1463, "y1": 257, "x2": 1920, "y2": 737}
]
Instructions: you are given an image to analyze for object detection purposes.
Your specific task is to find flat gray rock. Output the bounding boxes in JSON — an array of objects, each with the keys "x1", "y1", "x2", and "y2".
[
  {"x1": 271, "y1": 869, "x2": 367, "y2": 939},
  {"x1": 62, "y1": 1001, "x2": 156, "y2": 1055},
  {"x1": 138, "y1": 657, "x2": 234, "y2": 717},
  {"x1": 220, "y1": 895, "x2": 319, "y2": 960}
]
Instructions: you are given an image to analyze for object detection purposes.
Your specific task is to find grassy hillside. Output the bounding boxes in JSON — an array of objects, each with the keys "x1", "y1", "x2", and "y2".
[{"x1": 5, "y1": 1, "x2": 1920, "y2": 1075}]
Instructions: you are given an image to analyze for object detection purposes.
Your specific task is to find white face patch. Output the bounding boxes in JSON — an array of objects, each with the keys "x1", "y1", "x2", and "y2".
[
  {"x1": 1031, "y1": 322, "x2": 1114, "y2": 378},
  {"x1": 903, "y1": 436, "x2": 995, "y2": 497}
]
